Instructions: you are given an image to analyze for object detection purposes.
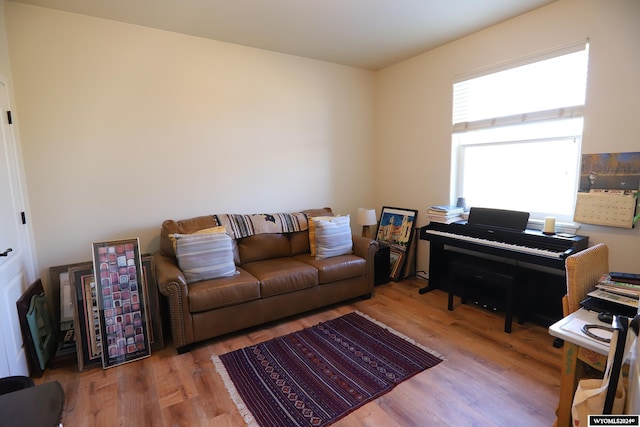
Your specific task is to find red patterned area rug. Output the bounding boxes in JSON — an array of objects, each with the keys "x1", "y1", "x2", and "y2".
[{"x1": 212, "y1": 311, "x2": 444, "y2": 427}]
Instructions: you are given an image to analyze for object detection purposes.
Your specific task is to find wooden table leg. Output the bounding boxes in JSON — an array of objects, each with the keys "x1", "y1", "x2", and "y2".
[{"x1": 556, "y1": 341, "x2": 579, "y2": 427}]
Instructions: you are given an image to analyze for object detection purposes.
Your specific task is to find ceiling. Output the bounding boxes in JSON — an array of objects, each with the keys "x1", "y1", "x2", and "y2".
[{"x1": 8, "y1": 0, "x2": 557, "y2": 70}]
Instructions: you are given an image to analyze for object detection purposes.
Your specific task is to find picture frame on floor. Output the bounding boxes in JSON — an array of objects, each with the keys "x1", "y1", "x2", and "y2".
[
  {"x1": 16, "y1": 279, "x2": 57, "y2": 377},
  {"x1": 49, "y1": 261, "x2": 92, "y2": 331},
  {"x1": 68, "y1": 263, "x2": 103, "y2": 371},
  {"x1": 376, "y1": 206, "x2": 418, "y2": 279},
  {"x1": 389, "y1": 249, "x2": 405, "y2": 282},
  {"x1": 375, "y1": 206, "x2": 418, "y2": 252},
  {"x1": 92, "y1": 238, "x2": 151, "y2": 369},
  {"x1": 141, "y1": 254, "x2": 164, "y2": 352}
]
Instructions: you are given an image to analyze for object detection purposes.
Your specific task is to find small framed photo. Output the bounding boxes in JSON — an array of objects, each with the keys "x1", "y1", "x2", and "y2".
[
  {"x1": 389, "y1": 249, "x2": 405, "y2": 282},
  {"x1": 92, "y1": 238, "x2": 151, "y2": 369}
]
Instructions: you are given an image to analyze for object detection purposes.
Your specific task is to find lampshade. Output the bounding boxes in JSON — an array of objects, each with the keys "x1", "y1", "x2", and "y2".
[{"x1": 357, "y1": 208, "x2": 377, "y2": 226}]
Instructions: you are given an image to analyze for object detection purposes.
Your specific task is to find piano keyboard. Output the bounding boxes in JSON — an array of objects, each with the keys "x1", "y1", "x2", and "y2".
[{"x1": 424, "y1": 229, "x2": 567, "y2": 259}]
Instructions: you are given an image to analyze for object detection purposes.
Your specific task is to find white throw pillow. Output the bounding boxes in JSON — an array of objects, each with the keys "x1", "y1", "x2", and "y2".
[
  {"x1": 308, "y1": 215, "x2": 335, "y2": 257},
  {"x1": 173, "y1": 231, "x2": 237, "y2": 283},
  {"x1": 314, "y1": 215, "x2": 353, "y2": 260}
]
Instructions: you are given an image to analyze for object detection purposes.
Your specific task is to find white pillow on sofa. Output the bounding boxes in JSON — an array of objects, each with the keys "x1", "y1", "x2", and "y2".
[
  {"x1": 308, "y1": 215, "x2": 335, "y2": 258},
  {"x1": 172, "y1": 230, "x2": 237, "y2": 284},
  {"x1": 313, "y1": 215, "x2": 353, "y2": 260}
]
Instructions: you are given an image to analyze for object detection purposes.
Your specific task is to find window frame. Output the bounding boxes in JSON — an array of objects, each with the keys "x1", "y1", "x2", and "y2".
[
  {"x1": 449, "y1": 42, "x2": 589, "y2": 229},
  {"x1": 451, "y1": 131, "x2": 583, "y2": 223}
]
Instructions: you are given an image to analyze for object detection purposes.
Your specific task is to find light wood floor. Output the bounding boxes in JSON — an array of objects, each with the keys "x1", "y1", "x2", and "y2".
[{"x1": 36, "y1": 278, "x2": 563, "y2": 426}]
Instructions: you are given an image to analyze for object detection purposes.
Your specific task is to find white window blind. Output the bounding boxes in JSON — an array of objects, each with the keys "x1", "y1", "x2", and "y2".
[{"x1": 453, "y1": 45, "x2": 589, "y2": 132}]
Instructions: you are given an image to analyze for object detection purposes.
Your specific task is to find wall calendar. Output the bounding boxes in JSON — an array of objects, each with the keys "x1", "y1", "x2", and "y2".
[
  {"x1": 574, "y1": 152, "x2": 640, "y2": 228},
  {"x1": 574, "y1": 192, "x2": 636, "y2": 228}
]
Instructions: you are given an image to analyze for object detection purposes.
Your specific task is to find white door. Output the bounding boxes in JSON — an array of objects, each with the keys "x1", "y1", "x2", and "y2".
[{"x1": 0, "y1": 78, "x2": 35, "y2": 377}]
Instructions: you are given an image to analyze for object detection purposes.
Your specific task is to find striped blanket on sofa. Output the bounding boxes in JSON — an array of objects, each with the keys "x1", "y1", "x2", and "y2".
[{"x1": 213, "y1": 212, "x2": 309, "y2": 239}]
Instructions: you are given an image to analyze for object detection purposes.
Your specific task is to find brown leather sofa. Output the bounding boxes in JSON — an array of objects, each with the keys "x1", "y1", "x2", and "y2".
[{"x1": 154, "y1": 208, "x2": 378, "y2": 353}]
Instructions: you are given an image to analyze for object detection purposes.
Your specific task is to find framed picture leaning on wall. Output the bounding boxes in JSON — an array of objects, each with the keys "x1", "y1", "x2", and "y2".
[
  {"x1": 389, "y1": 249, "x2": 405, "y2": 282},
  {"x1": 49, "y1": 261, "x2": 92, "y2": 332},
  {"x1": 92, "y1": 238, "x2": 151, "y2": 369},
  {"x1": 16, "y1": 279, "x2": 56, "y2": 377},
  {"x1": 375, "y1": 206, "x2": 418, "y2": 280},
  {"x1": 141, "y1": 254, "x2": 164, "y2": 352},
  {"x1": 68, "y1": 263, "x2": 102, "y2": 371},
  {"x1": 375, "y1": 206, "x2": 418, "y2": 252}
]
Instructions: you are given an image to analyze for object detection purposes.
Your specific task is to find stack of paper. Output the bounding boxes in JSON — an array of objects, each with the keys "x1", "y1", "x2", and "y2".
[
  {"x1": 595, "y1": 274, "x2": 640, "y2": 300},
  {"x1": 427, "y1": 205, "x2": 464, "y2": 224}
]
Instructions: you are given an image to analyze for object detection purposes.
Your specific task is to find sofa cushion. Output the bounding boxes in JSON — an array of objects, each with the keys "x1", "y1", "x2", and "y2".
[
  {"x1": 289, "y1": 230, "x2": 311, "y2": 256},
  {"x1": 302, "y1": 207, "x2": 334, "y2": 218},
  {"x1": 173, "y1": 230, "x2": 238, "y2": 284},
  {"x1": 188, "y1": 268, "x2": 260, "y2": 312},
  {"x1": 295, "y1": 254, "x2": 366, "y2": 284},
  {"x1": 242, "y1": 258, "x2": 318, "y2": 298},
  {"x1": 313, "y1": 215, "x2": 353, "y2": 259},
  {"x1": 238, "y1": 234, "x2": 291, "y2": 264}
]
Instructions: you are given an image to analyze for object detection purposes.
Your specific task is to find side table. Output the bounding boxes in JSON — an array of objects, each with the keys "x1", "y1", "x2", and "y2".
[
  {"x1": 548, "y1": 309, "x2": 614, "y2": 427},
  {"x1": 374, "y1": 242, "x2": 390, "y2": 285}
]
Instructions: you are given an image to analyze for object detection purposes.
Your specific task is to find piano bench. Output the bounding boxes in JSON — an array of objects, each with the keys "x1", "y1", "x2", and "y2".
[{"x1": 448, "y1": 257, "x2": 522, "y2": 333}]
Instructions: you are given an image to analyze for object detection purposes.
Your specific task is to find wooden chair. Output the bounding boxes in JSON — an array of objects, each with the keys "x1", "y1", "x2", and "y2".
[
  {"x1": 563, "y1": 243, "x2": 609, "y2": 316},
  {"x1": 555, "y1": 243, "x2": 611, "y2": 427}
]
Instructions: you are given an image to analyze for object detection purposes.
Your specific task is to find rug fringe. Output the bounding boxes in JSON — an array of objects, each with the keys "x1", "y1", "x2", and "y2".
[
  {"x1": 354, "y1": 310, "x2": 446, "y2": 361},
  {"x1": 211, "y1": 354, "x2": 259, "y2": 427}
]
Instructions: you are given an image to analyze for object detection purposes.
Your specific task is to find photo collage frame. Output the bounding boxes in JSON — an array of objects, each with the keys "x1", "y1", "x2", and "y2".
[
  {"x1": 92, "y1": 238, "x2": 151, "y2": 369},
  {"x1": 48, "y1": 246, "x2": 163, "y2": 372}
]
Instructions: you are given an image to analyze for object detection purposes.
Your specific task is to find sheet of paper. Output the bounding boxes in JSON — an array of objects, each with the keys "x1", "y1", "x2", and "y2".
[{"x1": 560, "y1": 315, "x2": 613, "y2": 346}]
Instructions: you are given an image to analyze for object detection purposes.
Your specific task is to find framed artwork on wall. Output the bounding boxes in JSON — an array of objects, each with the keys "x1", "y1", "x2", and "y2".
[{"x1": 92, "y1": 238, "x2": 151, "y2": 369}]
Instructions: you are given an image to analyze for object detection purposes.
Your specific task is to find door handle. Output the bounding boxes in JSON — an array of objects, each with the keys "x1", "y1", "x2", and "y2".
[{"x1": 0, "y1": 248, "x2": 13, "y2": 257}]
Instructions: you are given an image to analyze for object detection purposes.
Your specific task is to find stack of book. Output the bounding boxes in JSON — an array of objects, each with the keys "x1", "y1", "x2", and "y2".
[
  {"x1": 427, "y1": 205, "x2": 464, "y2": 224},
  {"x1": 587, "y1": 273, "x2": 640, "y2": 310}
]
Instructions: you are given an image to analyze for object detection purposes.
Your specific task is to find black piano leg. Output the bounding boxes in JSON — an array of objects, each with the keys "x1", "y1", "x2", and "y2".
[{"x1": 418, "y1": 283, "x2": 435, "y2": 294}]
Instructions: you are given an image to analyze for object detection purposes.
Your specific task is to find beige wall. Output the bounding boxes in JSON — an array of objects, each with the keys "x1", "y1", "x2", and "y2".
[
  {"x1": 3, "y1": 0, "x2": 639, "y2": 283},
  {"x1": 374, "y1": 0, "x2": 640, "y2": 272},
  {"x1": 5, "y1": 3, "x2": 375, "y2": 276}
]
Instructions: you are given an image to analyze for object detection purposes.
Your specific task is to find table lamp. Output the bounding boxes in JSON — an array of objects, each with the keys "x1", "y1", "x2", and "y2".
[{"x1": 357, "y1": 208, "x2": 377, "y2": 239}]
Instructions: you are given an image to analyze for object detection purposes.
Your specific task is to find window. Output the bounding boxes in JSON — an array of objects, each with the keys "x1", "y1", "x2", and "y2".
[{"x1": 451, "y1": 43, "x2": 589, "y2": 222}]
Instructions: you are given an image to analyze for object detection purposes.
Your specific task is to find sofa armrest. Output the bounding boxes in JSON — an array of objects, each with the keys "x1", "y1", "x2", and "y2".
[
  {"x1": 352, "y1": 234, "x2": 378, "y2": 262},
  {"x1": 352, "y1": 235, "x2": 378, "y2": 292},
  {"x1": 153, "y1": 252, "x2": 194, "y2": 350},
  {"x1": 154, "y1": 252, "x2": 187, "y2": 295}
]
